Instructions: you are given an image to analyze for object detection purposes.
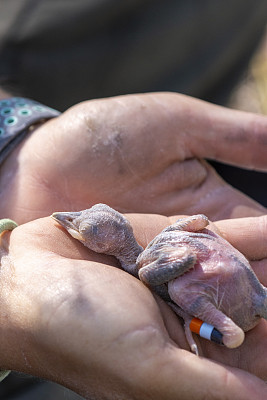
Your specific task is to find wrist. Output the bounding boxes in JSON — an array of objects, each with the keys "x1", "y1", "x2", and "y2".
[
  {"x1": 0, "y1": 221, "x2": 89, "y2": 388},
  {"x1": 0, "y1": 232, "x2": 62, "y2": 381}
]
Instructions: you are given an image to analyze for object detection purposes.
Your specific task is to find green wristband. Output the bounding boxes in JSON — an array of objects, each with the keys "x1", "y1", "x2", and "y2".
[
  {"x1": 0, "y1": 97, "x2": 60, "y2": 166},
  {"x1": 0, "y1": 218, "x2": 18, "y2": 382}
]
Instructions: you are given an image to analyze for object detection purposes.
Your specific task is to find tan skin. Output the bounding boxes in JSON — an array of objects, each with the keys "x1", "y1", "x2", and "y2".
[
  {"x1": 0, "y1": 92, "x2": 266, "y2": 223},
  {"x1": 0, "y1": 214, "x2": 267, "y2": 400},
  {"x1": 0, "y1": 92, "x2": 267, "y2": 399}
]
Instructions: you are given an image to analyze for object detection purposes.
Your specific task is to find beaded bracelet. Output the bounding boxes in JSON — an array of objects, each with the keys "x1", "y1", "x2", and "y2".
[
  {"x1": 0, "y1": 97, "x2": 60, "y2": 165},
  {"x1": 0, "y1": 218, "x2": 18, "y2": 382}
]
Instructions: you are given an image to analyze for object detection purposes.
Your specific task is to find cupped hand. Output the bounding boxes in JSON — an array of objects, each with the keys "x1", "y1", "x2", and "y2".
[
  {"x1": 0, "y1": 92, "x2": 266, "y2": 223},
  {"x1": 1, "y1": 213, "x2": 267, "y2": 400}
]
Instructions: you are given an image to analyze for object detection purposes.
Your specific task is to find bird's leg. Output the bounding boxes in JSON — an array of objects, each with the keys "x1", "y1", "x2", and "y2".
[{"x1": 168, "y1": 302, "x2": 199, "y2": 355}]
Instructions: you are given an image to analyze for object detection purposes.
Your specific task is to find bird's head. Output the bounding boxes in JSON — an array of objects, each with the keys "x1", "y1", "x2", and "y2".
[{"x1": 52, "y1": 203, "x2": 133, "y2": 255}]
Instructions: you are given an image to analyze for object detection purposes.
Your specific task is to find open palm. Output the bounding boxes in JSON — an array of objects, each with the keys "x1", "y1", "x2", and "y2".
[{"x1": 1, "y1": 213, "x2": 267, "y2": 399}]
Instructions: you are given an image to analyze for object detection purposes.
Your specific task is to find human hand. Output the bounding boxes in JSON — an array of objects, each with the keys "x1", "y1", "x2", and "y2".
[
  {"x1": 0, "y1": 92, "x2": 266, "y2": 223},
  {"x1": 1, "y1": 213, "x2": 267, "y2": 399}
]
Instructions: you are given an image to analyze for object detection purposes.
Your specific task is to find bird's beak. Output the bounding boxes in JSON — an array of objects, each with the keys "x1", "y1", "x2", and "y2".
[
  {"x1": 51, "y1": 211, "x2": 80, "y2": 227},
  {"x1": 51, "y1": 211, "x2": 85, "y2": 241}
]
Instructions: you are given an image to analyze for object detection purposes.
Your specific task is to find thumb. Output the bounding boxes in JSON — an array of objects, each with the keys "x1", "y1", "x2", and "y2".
[
  {"x1": 139, "y1": 346, "x2": 267, "y2": 400},
  {"x1": 215, "y1": 215, "x2": 267, "y2": 261},
  {"x1": 178, "y1": 95, "x2": 267, "y2": 171}
]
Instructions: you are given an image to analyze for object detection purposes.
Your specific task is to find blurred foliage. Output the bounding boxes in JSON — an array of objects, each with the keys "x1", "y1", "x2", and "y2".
[{"x1": 229, "y1": 26, "x2": 267, "y2": 115}]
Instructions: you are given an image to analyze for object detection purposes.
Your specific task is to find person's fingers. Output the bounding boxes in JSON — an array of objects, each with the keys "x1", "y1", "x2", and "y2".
[
  {"x1": 127, "y1": 214, "x2": 267, "y2": 261},
  {"x1": 136, "y1": 344, "x2": 267, "y2": 400},
  {"x1": 1, "y1": 92, "x2": 266, "y2": 223},
  {"x1": 57, "y1": 94, "x2": 267, "y2": 219},
  {"x1": 215, "y1": 215, "x2": 267, "y2": 261},
  {"x1": 134, "y1": 92, "x2": 267, "y2": 171},
  {"x1": 61, "y1": 92, "x2": 267, "y2": 172},
  {"x1": 214, "y1": 216, "x2": 267, "y2": 286},
  {"x1": 180, "y1": 98, "x2": 267, "y2": 171}
]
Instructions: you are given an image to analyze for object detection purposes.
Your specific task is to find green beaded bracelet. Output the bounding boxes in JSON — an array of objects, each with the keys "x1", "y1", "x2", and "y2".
[{"x1": 0, "y1": 97, "x2": 60, "y2": 166}]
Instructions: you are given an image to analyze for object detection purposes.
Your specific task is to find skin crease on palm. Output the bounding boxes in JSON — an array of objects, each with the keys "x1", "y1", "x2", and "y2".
[
  {"x1": 0, "y1": 92, "x2": 266, "y2": 223},
  {"x1": 1, "y1": 215, "x2": 267, "y2": 400},
  {"x1": 0, "y1": 92, "x2": 267, "y2": 399}
]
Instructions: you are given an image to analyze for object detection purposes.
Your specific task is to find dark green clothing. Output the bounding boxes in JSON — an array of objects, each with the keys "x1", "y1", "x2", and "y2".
[{"x1": 0, "y1": 0, "x2": 266, "y2": 111}]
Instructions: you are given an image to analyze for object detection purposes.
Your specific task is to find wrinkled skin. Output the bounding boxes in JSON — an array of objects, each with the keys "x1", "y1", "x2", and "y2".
[
  {"x1": 52, "y1": 204, "x2": 267, "y2": 354},
  {"x1": 1, "y1": 92, "x2": 267, "y2": 399},
  {"x1": 1, "y1": 93, "x2": 267, "y2": 223},
  {"x1": 137, "y1": 214, "x2": 267, "y2": 351},
  {"x1": 1, "y1": 214, "x2": 267, "y2": 400}
]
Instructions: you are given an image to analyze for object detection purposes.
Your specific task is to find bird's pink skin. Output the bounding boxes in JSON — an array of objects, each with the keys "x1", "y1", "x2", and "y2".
[{"x1": 52, "y1": 204, "x2": 267, "y2": 353}]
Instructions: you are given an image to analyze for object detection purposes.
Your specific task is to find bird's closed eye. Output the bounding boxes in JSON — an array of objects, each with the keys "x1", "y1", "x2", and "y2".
[{"x1": 80, "y1": 223, "x2": 98, "y2": 236}]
